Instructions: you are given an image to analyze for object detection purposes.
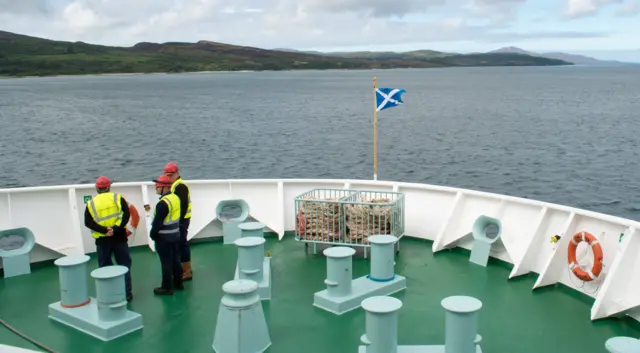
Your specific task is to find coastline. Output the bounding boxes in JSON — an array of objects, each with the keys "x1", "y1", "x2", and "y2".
[
  {"x1": 0, "y1": 30, "x2": 579, "y2": 80},
  {"x1": 0, "y1": 70, "x2": 259, "y2": 79},
  {"x1": 0, "y1": 64, "x2": 578, "y2": 80},
  {"x1": 0, "y1": 67, "x2": 407, "y2": 79}
]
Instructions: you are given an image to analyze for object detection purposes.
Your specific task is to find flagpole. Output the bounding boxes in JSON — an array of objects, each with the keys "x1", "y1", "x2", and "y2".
[{"x1": 372, "y1": 76, "x2": 378, "y2": 181}]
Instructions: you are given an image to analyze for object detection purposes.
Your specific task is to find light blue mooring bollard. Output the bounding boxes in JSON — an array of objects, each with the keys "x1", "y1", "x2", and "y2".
[
  {"x1": 91, "y1": 266, "x2": 129, "y2": 322},
  {"x1": 213, "y1": 279, "x2": 271, "y2": 353},
  {"x1": 605, "y1": 336, "x2": 640, "y2": 353},
  {"x1": 441, "y1": 296, "x2": 483, "y2": 353},
  {"x1": 235, "y1": 237, "x2": 265, "y2": 283},
  {"x1": 314, "y1": 235, "x2": 406, "y2": 315},
  {"x1": 324, "y1": 247, "x2": 356, "y2": 298},
  {"x1": 54, "y1": 255, "x2": 91, "y2": 308},
  {"x1": 368, "y1": 235, "x2": 397, "y2": 281},
  {"x1": 234, "y1": 236, "x2": 271, "y2": 300},
  {"x1": 49, "y1": 264, "x2": 142, "y2": 341},
  {"x1": 360, "y1": 296, "x2": 403, "y2": 353},
  {"x1": 238, "y1": 222, "x2": 265, "y2": 238}
]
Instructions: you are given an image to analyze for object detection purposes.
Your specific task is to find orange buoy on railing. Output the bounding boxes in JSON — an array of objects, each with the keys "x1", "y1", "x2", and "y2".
[
  {"x1": 567, "y1": 231, "x2": 603, "y2": 281},
  {"x1": 126, "y1": 203, "x2": 140, "y2": 237}
]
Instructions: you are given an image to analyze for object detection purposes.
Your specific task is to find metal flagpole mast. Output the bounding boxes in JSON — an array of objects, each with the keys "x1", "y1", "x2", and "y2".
[{"x1": 373, "y1": 76, "x2": 378, "y2": 181}]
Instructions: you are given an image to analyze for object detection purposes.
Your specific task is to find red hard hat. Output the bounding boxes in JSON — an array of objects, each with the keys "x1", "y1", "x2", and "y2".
[
  {"x1": 164, "y1": 162, "x2": 179, "y2": 174},
  {"x1": 153, "y1": 175, "x2": 173, "y2": 187},
  {"x1": 95, "y1": 176, "x2": 111, "y2": 189}
]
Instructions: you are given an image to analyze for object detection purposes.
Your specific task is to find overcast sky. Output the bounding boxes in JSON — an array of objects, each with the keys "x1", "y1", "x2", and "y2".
[{"x1": 1, "y1": 0, "x2": 639, "y2": 61}]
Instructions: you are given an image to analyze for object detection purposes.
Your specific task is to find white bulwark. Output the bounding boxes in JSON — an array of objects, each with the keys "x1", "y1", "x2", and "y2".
[{"x1": 0, "y1": 178, "x2": 639, "y2": 322}]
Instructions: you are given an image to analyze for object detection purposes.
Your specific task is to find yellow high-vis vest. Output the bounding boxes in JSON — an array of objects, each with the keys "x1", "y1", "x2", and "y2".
[
  {"x1": 87, "y1": 192, "x2": 123, "y2": 239},
  {"x1": 170, "y1": 177, "x2": 192, "y2": 219},
  {"x1": 158, "y1": 193, "x2": 181, "y2": 238}
]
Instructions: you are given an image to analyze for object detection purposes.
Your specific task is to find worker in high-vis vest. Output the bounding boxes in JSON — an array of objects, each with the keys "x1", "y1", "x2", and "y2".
[
  {"x1": 150, "y1": 175, "x2": 184, "y2": 295},
  {"x1": 163, "y1": 162, "x2": 193, "y2": 281},
  {"x1": 84, "y1": 176, "x2": 133, "y2": 301}
]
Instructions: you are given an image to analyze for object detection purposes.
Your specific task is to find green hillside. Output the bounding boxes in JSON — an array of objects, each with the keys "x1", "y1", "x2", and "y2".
[
  {"x1": 315, "y1": 49, "x2": 453, "y2": 59},
  {"x1": 0, "y1": 31, "x2": 571, "y2": 77}
]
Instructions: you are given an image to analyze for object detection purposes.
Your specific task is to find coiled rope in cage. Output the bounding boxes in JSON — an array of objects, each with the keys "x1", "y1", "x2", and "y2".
[
  {"x1": 345, "y1": 198, "x2": 393, "y2": 243},
  {"x1": 297, "y1": 196, "x2": 343, "y2": 241}
]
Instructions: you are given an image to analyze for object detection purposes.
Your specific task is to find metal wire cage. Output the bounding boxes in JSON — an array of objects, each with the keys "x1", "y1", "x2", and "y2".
[
  {"x1": 294, "y1": 188, "x2": 405, "y2": 247},
  {"x1": 294, "y1": 188, "x2": 356, "y2": 244},
  {"x1": 342, "y1": 190, "x2": 405, "y2": 245}
]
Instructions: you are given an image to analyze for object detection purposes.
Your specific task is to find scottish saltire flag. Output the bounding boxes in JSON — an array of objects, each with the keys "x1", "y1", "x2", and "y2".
[{"x1": 375, "y1": 88, "x2": 406, "y2": 112}]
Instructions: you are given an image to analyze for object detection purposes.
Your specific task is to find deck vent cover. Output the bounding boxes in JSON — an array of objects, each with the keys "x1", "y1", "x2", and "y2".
[
  {"x1": 0, "y1": 227, "x2": 36, "y2": 278},
  {"x1": 217, "y1": 200, "x2": 250, "y2": 223},
  {"x1": 469, "y1": 216, "x2": 502, "y2": 267},
  {"x1": 216, "y1": 199, "x2": 251, "y2": 244}
]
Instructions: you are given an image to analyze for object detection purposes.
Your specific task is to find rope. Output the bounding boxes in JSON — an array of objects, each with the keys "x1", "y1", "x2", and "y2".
[
  {"x1": 127, "y1": 228, "x2": 136, "y2": 246},
  {"x1": 0, "y1": 317, "x2": 58, "y2": 353}
]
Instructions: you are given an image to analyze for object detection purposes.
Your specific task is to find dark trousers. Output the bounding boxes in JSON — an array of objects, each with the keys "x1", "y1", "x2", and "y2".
[
  {"x1": 96, "y1": 241, "x2": 132, "y2": 297},
  {"x1": 180, "y1": 218, "x2": 191, "y2": 263},
  {"x1": 155, "y1": 237, "x2": 182, "y2": 290}
]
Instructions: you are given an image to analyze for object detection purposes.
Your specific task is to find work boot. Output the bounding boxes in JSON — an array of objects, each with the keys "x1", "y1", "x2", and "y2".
[
  {"x1": 182, "y1": 262, "x2": 193, "y2": 281},
  {"x1": 154, "y1": 287, "x2": 174, "y2": 295}
]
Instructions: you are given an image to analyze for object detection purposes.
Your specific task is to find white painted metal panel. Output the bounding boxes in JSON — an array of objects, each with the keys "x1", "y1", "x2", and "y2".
[
  {"x1": 398, "y1": 186, "x2": 456, "y2": 241},
  {"x1": 1, "y1": 178, "x2": 639, "y2": 323}
]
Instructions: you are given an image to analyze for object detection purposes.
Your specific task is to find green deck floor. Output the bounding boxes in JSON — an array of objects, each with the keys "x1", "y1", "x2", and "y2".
[{"x1": 1, "y1": 235, "x2": 639, "y2": 353}]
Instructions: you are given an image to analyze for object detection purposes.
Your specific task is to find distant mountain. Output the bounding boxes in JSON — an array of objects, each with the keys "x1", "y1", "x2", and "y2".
[
  {"x1": 316, "y1": 49, "x2": 453, "y2": 60},
  {"x1": 539, "y1": 52, "x2": 637, "y2": 66},
  {"x1": 489, "y1": 46, "x2": 538, "y2": 56},
  {"x1": 273, "y1": 48, "x2": 453, "y2": 59},
  {"x1": 273, "y1": 47, "x2": 574, "y2": 66},
  {"x1": 489, "y1": 46, "x2": 638, "y2": 66},
  {"x1": 0, "y1": 31, "x2": 572, "y2": 77},
  {"x1": 272, "y1": 48, "x2": 326, "y2": 55}
]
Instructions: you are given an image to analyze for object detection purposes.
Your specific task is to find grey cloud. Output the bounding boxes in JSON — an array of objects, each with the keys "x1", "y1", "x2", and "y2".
[
  {"x1": 616, "y1": 1, "x2": 640, "y2": 16},
  {"x1": 566, "y1": 0, "x2": 624, "y2": 19},
  {"x1": 227, "y1": 17, "x2": 605, "y2": 49},
  {"x1": 468, "y1": 0, "x2": 528, "y2": 24},
  {"x1": 0, "y1": 0, "x2": 622, "y2": 51},
  {"x1": 301, "y1": 0, "x2": 447, "y2": 18},
  {"x1": 475, "y1": 0, "x2": 526, "y2": 3},
  {"x1": 474, "y1": 0, "x2": 526, "y2": 6},
  {"x1": 481, "y1": 30, "x2": 609, "y2": 43},
  {"x1": 291, "y1": 0, "x2": 526, "y2": 19},
  {"x1": 0, "y1": 0, "x2": 56, "y2": 15}
]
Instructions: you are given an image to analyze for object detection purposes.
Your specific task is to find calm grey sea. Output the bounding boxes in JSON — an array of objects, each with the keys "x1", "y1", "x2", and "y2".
[{"x1": 1, "y1": 66, "x2": 639, "y2": 220}]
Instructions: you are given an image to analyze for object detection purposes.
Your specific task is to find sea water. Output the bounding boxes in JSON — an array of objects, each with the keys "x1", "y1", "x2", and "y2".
[{"x1": 1, "y1": 66, "x2": 639, "y2": 220}]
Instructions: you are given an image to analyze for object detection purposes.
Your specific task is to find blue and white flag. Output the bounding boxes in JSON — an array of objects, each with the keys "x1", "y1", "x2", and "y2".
[{"x1": 375, "y1": 87, "x2": 406, "y2": 112}]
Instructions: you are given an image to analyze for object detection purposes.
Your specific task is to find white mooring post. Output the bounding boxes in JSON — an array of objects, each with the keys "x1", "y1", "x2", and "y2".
[
  {"x1": 324, "y1": 246, "x2": 356, "y2": 298},
  {"x1": 234, "y1": 236, "x2": 271, "y2": 300},
  {"x1": 212, "y1": 279, "x2": 271, "y2": 353},
  {"x1": 359, "y1": 296, "x2": 403, "y2": 353}
]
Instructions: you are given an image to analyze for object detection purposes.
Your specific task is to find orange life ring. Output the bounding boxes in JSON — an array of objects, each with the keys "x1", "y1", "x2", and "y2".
[
  {"x1": 126, "y1": 203, "x2": 140, "y2": 237},
  {"x1": 567, "y1": 231, "x2": 603, "y2": 281}
]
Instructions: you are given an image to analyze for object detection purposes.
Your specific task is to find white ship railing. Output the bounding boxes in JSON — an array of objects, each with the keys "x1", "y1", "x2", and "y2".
[{"x1": 0, "y1": 178, "x2": 639, "y2": 323}]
